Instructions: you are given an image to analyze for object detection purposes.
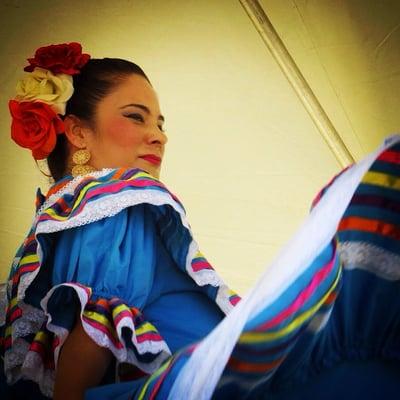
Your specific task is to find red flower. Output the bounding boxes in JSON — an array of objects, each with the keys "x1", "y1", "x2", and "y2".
[
  {"x1": 9, "y1": 100, "x2": 65, "y2": 160},
  {"x1": 24, "y1": 42, "x2": 90, "y2": 75}
]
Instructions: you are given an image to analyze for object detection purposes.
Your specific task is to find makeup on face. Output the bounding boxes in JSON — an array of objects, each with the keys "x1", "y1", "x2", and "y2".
[{"x1": 89, "y1": 75, "x2": 167, "y2": 178}]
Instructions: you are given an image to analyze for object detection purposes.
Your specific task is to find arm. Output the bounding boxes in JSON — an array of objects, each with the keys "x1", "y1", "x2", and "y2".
[{"x1": 53, "y1": 319, "x2": 112, "y2": 400}]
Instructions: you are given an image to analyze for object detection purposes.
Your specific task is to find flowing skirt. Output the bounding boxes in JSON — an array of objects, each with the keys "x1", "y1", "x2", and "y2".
[{"x1": 87, "y1": 136, "x2": 400, "y2": 400}]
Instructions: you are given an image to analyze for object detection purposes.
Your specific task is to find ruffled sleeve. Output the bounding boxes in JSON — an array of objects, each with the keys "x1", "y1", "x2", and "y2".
[
  {"x1": 1, "y1": 168, "x2": 240, "y2": 398},
  {"x1": 38, "y1": 205, "x2": 171, "y2": 374}
]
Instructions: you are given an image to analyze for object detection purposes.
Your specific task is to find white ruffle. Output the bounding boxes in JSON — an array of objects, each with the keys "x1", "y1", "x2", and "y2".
[
  {"x1": 36, "y1": 185, "x2": 186, "y2": 234},
  {"x1": 339, "y1": 241, "x2": 400, "y2": 280},
  {"x1": 216, "y1": 285, "x2": 237, "y2": 315},
  {"x1": 4, "y1": 337, "x2": 30, "y2": 383},
  {"x1": 35, "y1": 168, "x2": 114, "y2": 218},
  {"x1": 41, "y1": 283, "x2": 172, "y2": 374},
  {"x1": 3, "y1": 304, "x2": 48, "y2": 389},
  {"x1": 21, "y1": 350, "x2": 55, "y2": 398},
  {"x1": 11, "y1": 304, "x2": 45, "y2": 339},
  {"x1": 4, "y1": 280, "x2": 173, "y2": 398},
  {"x1": 0, "y1": 283, "x2": 7, "y2": 325},
  {"x1": 186, "y1": 240, "x2": 224, "y2": 287}
]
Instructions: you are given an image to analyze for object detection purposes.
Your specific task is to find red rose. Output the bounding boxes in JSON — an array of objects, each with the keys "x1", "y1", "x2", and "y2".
[
  {"x1": 9, "y1": 100, "x2": 65, "y2": 160},
  {"x1": 24, "y1": 42, "x2": 90, "y2": 75}
]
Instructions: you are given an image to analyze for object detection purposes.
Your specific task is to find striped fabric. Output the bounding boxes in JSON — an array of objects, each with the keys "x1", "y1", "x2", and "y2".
[
  {"x1": 338, "y1": 147, "x2": 400, "y2": 255},
  {"x1": 38, "y1": 169, "x2": 184, "y2": 225},
  {"x1": 124, "y1": 142, "x2": 400, "y2": 399},
  {"x1": 0, "y1": 168, "x2": 239, "y2": 398},
  {"x1": 191, "y1": 252, "x2": 213, "y2": 272},
  {"x1": 131, "y1": 242, "x2": 341, "y2": 400}
]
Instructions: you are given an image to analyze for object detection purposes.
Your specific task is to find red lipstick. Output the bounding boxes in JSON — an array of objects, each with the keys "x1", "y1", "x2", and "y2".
[{"x1": 140, "y1": 154, "x2": 162, "y2": 166}]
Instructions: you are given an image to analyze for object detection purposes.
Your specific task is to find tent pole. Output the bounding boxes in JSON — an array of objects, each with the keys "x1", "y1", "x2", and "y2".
[{"x1": 239, "y1": 0, "x2": 355, "y2": 166}]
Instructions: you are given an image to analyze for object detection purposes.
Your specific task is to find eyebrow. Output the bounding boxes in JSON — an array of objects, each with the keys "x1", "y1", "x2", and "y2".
[{"x1": 120, "y1": 103, "x2": 165, "y2": 122}]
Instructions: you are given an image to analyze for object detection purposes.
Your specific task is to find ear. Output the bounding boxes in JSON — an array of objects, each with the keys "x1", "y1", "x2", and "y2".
[{"x1": 63, "y1": 115, "x2": 92, "y2": 149}]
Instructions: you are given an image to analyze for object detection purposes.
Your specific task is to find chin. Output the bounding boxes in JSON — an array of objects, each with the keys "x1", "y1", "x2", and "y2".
[
  {"x1": 137, "y1": 166, "x2": 161, "y2": 179},
  {"x1": 129, "y1": 160, "x2": 161, "y2": 179}
]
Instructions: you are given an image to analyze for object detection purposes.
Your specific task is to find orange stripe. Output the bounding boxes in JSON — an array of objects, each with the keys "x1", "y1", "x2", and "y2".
[
  {"x1": 46, "y1": 179, "x2": 71, "y2": 197},
  {"x1": 25, "y1": 233, "x2": 35, "y2": 243},
  {"x1": 93, "y1": 298, "x2": 111, "y2": 309},
  {"x1": 339, "y1": 216, "x2": 400, "y2": 240},
  {"x1": 45, "y1": 168, "x2": 127, "y2": 200},
  {"x1": 113, "y1": 168, "x2": 128, "y2": 180},
  {"x1": 228, "y1": 356, "x2": 284, "y2": 373}
]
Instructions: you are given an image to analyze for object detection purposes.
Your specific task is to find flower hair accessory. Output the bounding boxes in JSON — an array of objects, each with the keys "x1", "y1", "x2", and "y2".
[{"x1": 9, "y1": 42, "x2": 90, "y2": 160}]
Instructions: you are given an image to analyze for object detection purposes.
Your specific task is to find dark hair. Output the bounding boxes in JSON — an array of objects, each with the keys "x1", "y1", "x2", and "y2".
[{"x1": 47, "y1": 58, "x2": 150, "y2": 182}]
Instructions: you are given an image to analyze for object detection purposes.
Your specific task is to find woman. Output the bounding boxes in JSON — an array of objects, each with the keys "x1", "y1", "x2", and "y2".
[
  {"x1": 0, "y1": 42, "x2": 239, "y2": 399},
  {"x1": 2, "y1": 42, "x2": 400, "y2": 400}
]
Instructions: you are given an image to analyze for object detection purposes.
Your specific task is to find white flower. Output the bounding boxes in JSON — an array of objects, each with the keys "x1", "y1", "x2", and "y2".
[{"x1": 15, "y1": 67, "x2": 74, "y2": 115}]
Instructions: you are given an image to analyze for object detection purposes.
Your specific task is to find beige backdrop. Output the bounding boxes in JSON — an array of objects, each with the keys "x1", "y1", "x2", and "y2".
[{"x1": 0, "y1": 0, "x2": 399, "y2": 293}]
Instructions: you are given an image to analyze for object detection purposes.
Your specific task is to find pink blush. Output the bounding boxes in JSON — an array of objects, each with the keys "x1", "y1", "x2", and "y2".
[{"x1": 106, "y1": 118, "x2": 142, "y2": 147}]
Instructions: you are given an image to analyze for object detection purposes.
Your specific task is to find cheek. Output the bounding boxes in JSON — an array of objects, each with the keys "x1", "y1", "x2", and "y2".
[{"x1": 105, "y1": 118, "x2": 143, "y2": 148}]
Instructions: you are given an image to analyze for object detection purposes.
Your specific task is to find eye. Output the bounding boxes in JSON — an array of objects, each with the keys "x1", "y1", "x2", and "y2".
[
  {"x1": 158, "y1": 124, "x2": 166, "y2": 132},
  {"x1": 126, "y1": 113, "x2": 144, "y2": 122}
]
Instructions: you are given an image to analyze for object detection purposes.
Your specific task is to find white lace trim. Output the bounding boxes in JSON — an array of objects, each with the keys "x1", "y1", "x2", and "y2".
[
  {"x1": 22, "y1": 351, "x2": 55, "y2": 398},
  {"x1": 186, "y1": 240, "x2": 224, "y2": 287},
  {"x1": 36, "y1": 189, "x2": 186, "y2": 234},
  {"x1": 3, "y1": 302, "x2": 47, "y2": 388},
  {"x1": 7, "y1": 278, "x2": 13, "y2": 299},
  {"x1": 4, "y1": 255, "x2": 22, "y2": 305},
  {"x1": 4, "y1": 337, "x2": 30, "y2": 383},
  {"x1": 4, "y1": 278, "x2": 172, "y2": 397},
  {"x1": 35, "y1": 168, "x2": 114, "y2": 219},
  {"x1": 84, "y1": 319, "x2": 171, "y2": 374},
  {"x1": 42, "y1": 283, "x2": 172, "y2": 374},
  {"x1": 4, "y1": 334, "x2": 54, "y2": 395},
  {"x1": 11, "y1": 305, "x2": 45, "y2": 340},
  {"x1": 216, "y1": 285, "x2": 236, "y2": 315},
  {"x1": 186, "y1": 240, "x2": 236, "y2": 315},
  {"x1": 17, "y1": 269, "x2": 39, "y2": 302},
  {"x1": 0, "y1": 284, "x2": 7, "y2": 325},
  {"x1": 11, "y1": 255, "x2": 21, "y2": 270},
  {"x1": 339, "y1": 241, "x2": 400, "y2": 280}
]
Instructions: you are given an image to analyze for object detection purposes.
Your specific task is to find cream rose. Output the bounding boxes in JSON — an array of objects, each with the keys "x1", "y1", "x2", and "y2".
[{"x1": 15, "y1": 67, "x2": 74, "y2": 115}]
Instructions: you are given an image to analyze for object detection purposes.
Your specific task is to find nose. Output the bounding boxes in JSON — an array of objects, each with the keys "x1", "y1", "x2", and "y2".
[{"x1": 148, "y1": 126, "x2": 168, "y2": 146}]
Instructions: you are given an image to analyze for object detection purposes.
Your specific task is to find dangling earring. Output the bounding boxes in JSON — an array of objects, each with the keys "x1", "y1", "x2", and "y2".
[{"x1": 71, "y1": 148, "x2": 96, "y2": 177}]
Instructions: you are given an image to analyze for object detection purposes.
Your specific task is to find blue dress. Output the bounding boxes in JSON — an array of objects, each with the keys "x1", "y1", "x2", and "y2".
[{"x1": 0, "y1": 169, "x2": 239, "y2": 398}]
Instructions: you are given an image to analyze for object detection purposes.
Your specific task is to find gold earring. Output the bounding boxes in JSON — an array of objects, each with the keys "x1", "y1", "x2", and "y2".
[{"x1": 71, "y1": 149, "x2": 96, "y2": 177}]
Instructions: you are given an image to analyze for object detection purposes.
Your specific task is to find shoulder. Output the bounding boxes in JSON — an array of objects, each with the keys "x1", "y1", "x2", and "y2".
[{"x1": 35, "y1": 168, "x2": 186, "y2": 235}]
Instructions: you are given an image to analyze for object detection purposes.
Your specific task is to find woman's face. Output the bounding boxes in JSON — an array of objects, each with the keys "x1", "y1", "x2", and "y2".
[{"x1": 83, "y1": 74, "x2": 167, "y2": 179}]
